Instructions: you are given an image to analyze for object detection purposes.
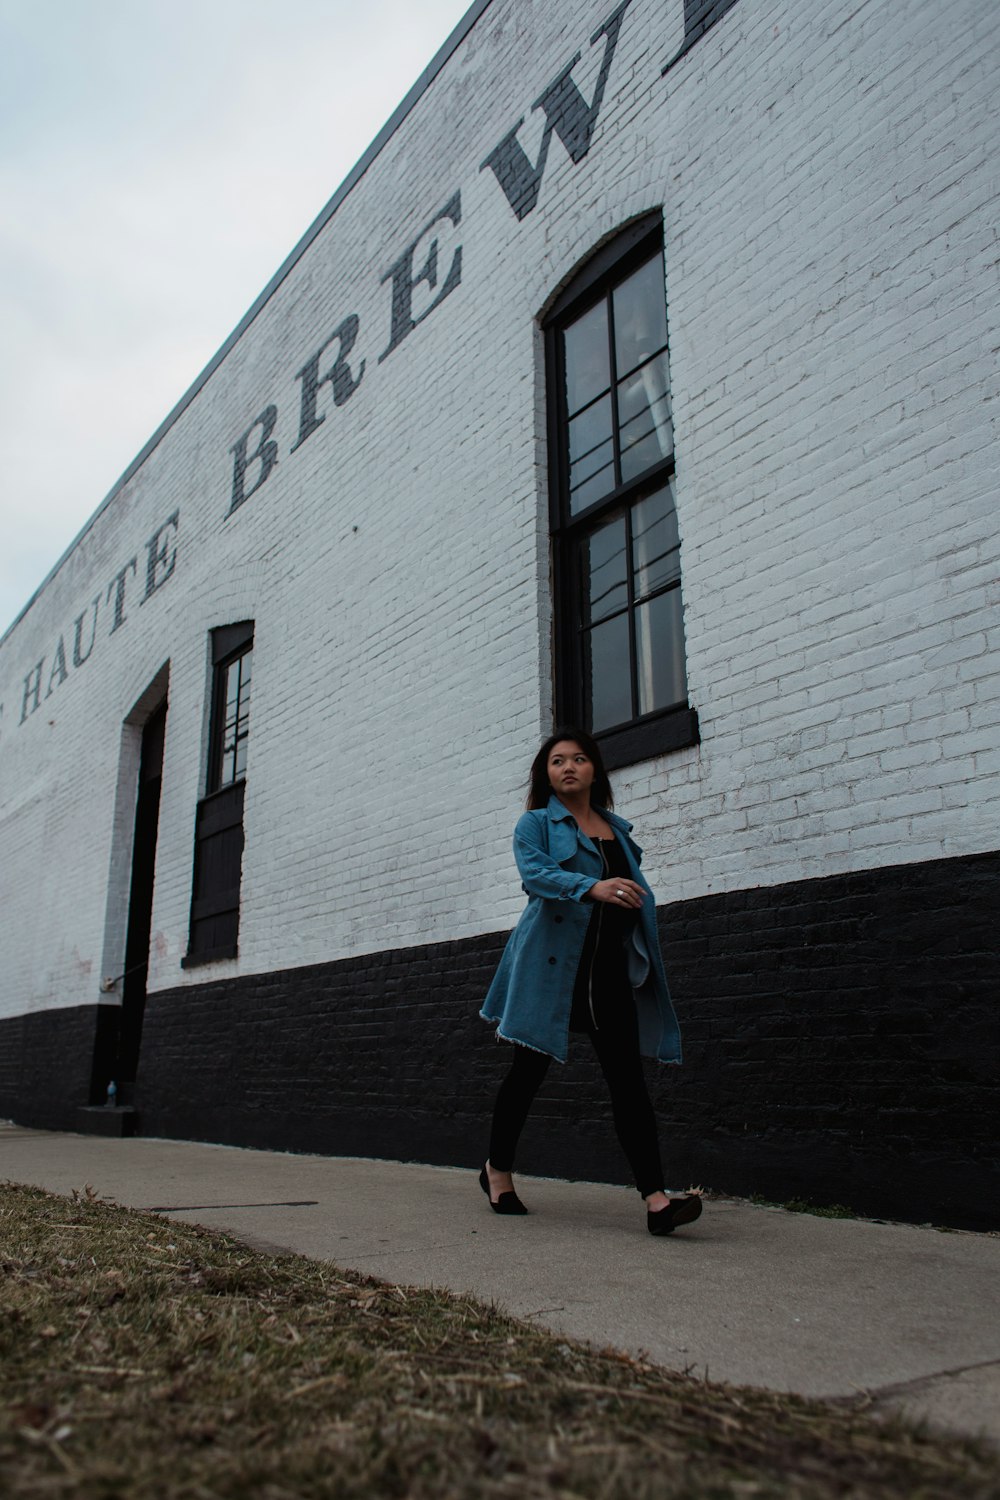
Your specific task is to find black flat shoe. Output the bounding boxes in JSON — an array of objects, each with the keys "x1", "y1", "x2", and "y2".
[
  {"x1": 647, "y1": 1194, "x2": 703, "y2": 1236},
  {"x1": 479, "y1": 1165, "x2": 528, "y2": 1215}
]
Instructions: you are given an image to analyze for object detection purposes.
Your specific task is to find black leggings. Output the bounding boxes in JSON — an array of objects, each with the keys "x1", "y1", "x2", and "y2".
[{"x1": 487, "y1": 986, "x2": 665, "y2": 1198}]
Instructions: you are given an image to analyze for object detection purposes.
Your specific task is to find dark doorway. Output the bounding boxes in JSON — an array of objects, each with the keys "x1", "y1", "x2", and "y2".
[{"x1": 115, "y1": 700, "x2": 167, "y2": 1105}]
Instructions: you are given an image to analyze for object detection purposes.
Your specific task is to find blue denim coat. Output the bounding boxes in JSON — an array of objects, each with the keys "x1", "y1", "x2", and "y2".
[{"x1": 480, "y1": 796, "x2": 682, "y2": 1065}]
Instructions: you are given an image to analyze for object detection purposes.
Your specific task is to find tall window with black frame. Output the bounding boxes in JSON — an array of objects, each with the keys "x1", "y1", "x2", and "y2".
[
  {"x1": 183, "y1": 621, "x2": 253, "y2": 967},
  {"x1": 545, "y1": 216, "x2": 698, "y2": 770}
]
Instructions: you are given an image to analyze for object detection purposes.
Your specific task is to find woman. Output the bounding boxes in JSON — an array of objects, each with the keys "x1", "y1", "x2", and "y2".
[{"x1": 479, "y1": 728, "x2": 701, "y2": 1236}]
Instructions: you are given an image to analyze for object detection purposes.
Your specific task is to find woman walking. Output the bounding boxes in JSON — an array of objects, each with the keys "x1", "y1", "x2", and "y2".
[{"x1": 479, "y1": 728, "x2": 701, "y2": 1236}]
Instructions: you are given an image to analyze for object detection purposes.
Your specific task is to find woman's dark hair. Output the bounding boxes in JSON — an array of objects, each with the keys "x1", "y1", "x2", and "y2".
[{"x1": 526, "y1": 726, "x2": 614, "y2": 811}]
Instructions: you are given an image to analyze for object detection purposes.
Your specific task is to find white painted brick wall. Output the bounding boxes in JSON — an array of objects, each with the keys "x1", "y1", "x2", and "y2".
[{"x1": 0, "y1": 0, "x2": 997, "y2": 1023}]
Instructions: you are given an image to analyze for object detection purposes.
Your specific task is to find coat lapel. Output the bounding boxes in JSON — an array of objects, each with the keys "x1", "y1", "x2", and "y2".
[
  {"x1": 545, "y1": 796, "x2": 641, "y2": 876},
  {"x1": 546, "y1": 796, "x2": 600, "y2": 871}
]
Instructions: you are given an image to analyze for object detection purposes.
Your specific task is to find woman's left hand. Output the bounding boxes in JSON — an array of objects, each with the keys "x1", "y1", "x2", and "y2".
[{"x1": 587, "y1": 878, "x2": 645, "y2": 908}]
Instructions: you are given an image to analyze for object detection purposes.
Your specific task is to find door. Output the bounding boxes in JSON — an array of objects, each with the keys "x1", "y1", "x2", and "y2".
[{"x1": 116, "y1": 700, "x2": 167, "y2": 1104}]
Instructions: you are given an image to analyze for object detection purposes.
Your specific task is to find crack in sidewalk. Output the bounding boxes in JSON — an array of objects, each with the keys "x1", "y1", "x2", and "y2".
[{"x1": 862, "y1": 1355, "x2": 1000, "y2": 1401}]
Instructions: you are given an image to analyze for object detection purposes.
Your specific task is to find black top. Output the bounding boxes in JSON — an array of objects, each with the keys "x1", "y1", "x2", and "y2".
[{"x1": 570, "y1": 836, "x2": 638, "y2": 1031}]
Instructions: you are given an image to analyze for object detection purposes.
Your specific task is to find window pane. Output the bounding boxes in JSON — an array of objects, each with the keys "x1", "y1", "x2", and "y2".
[
  {"x1": 235, "y1": 653, "x2": 251, "y2": 764},
  {"x1": 618, "y1": 352, "x2": 673, "y2": 483},
  {"x1": 219, "y1": 649, "x2": 252, "y2": 788},
  {"x1": 584, "y1": 515, "x2": 628, "y2": 624},
  {"x1": 584, "y1": 613, "x2": 632, "y2": 731},
  {"x1": 221, "y1": 720, "x2": 236, "y2": 785},
  {"x1": 635, "y1": 587, "x2": 687, "y2": 716},
  {"x1": 613, "y1": 255, "x2": 668, "y2": 377},
  {"x1": 225, "y1": 659, "x2": 240, "y2": 713},
  {"x1": 632, "y1": 483, "x2": 680, "y2": 599},
  {"x1": 564, "y1": 299, "x2": 610, "y2": 414},
  {"x1": 568, "y1": 394, "x2": 615, "y2": 512}
]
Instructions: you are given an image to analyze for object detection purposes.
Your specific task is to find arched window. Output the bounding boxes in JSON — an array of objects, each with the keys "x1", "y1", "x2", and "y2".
[{"x1": 544, "y1": 214, "x2": 699, "y2": 769}]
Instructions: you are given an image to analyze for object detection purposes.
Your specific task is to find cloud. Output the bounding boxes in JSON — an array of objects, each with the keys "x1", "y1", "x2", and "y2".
[{"x1": 0, "y1": 0, "x2": 472, "y2": 634}]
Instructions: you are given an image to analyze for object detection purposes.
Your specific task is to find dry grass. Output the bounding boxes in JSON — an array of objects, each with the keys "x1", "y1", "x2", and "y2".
[{"x1": 1, "y1": 1180, "x2": 997, "y2": 1499}]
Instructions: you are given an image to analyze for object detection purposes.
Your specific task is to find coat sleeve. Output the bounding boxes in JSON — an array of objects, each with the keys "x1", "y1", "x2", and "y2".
[{"x1": 513, "y1": 812, "x2": 598, "y2": 903}]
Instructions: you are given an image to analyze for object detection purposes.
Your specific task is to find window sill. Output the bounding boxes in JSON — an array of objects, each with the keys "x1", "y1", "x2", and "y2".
[
  {"x1": 181, "y1": 944, "x2": 238, "y2": 970},
  {"x1": 198, "y1": 778, "x2": 246, "y2": 806},
  {"x1": 597, "y1": 707, "x2": 700, "y2": 771}
]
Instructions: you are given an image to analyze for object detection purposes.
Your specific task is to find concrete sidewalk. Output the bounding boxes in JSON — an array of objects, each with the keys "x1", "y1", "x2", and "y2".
[{"x1": 3, "y1": 1122, "x2": 998, "y2": 1449}]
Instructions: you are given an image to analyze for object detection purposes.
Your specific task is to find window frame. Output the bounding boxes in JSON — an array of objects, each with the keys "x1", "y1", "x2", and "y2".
[
  {"x1": 208, "y1": 633, "x2": 253, "y2": 794},
  {"x1": 544, "y1": 217, "x2": 699, "y2": 771},
  {"x1": 182, "y1": 621, "x2": 253, "y2": 969}
]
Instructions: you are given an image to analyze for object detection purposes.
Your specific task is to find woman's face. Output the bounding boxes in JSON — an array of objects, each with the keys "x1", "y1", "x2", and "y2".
[{"x1": 547, "y1": 740, "x2": 595, "y2": 799}]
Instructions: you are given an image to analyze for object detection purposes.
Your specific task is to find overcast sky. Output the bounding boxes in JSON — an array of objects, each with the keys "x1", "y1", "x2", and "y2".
[{"x1": 0, "y1": 0, "x2": 474, "y2": 637}]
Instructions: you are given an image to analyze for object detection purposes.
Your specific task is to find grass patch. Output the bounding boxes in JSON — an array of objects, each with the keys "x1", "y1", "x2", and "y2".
[
  {"x1": 748, "y1": 1194, "x2": 861, "y2": 1221},
  {"x1": 780, "y1": 1200, "x2": 855, "y2": 1220},
  {"x1": 2, "y1": 1180, "x2": 998, "y2": 1498}
]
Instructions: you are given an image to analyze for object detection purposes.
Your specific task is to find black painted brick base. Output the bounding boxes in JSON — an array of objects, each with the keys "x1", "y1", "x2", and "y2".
[
  {"x1": 2, "y1": 849, "x2": 998, "y2": 1230},
  {"x1": 0, "y1": 1003, "x2": 118, "y2": 1130}
]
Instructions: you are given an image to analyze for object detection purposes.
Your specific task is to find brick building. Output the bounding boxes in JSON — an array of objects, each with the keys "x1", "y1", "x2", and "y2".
[{"x1": 1, "y1": 0, "x2": 997, "y2": 1228}]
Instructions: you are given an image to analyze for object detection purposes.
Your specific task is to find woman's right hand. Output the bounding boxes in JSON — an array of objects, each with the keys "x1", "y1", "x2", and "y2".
[{"x1": 587, "y1": 878, "x2": 645, "y2": 909}]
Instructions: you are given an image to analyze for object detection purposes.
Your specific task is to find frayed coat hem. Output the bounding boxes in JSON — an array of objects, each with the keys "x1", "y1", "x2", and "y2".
[{"x1": 479, "y1": 1013, "x2": 569, "y2": 1063}]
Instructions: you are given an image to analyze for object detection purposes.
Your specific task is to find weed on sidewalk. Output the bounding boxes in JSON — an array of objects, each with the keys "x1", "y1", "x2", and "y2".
[{"x1": 1, "y1": 1181, "x2": 997, "y2": 1499}]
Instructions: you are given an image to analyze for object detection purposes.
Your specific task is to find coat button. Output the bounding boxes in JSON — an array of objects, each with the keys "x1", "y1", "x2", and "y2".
[
  {"x1": 554, "y1": 915, "x2": 563, "y2": 924},
  {"x1": 548, "y1": 956, "x2": 557, "y2": 965}
]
